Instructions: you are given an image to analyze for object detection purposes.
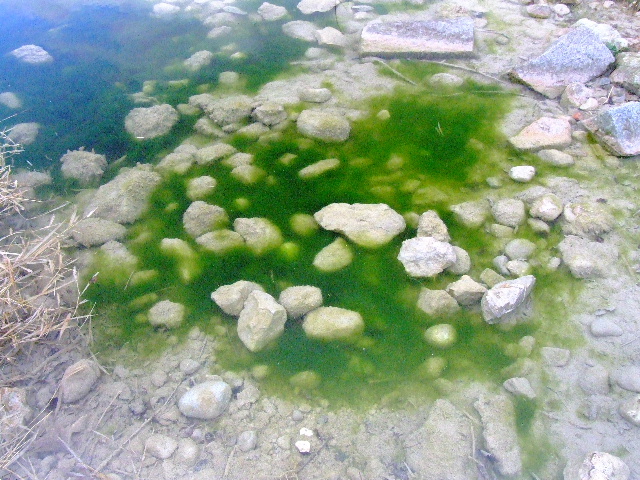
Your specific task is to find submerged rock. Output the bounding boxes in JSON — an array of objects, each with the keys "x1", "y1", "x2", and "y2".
[
  {"x1": 10, "y1": 45, "x2": 53, "y2": 64},
  {"x1": 417, "y1": 288, "x2": 460, "y2": 317},
  {"x1": 237, "y1": 291, "x2": 287, "y2": 352},
  {"x1": 178, "y1": 380, "x2": 232, "y2": 420},
  {"x1": 85, "y1": 165, "x2": 161, "y2": 224},
  {"x1": 125, "y1": 104, "x2": 179, "y2": 140},
  {"x1": 564, "y1": 452, "x2": 631, "y2": 480},
  {"x1": 60, "y1": 149, "x2": 107, "y2": 185},
  {"x1": 234, "y1": 217, "x2": 283, "y2": 255},
  {"x1": 212, "y1": 281, "x2": 265, "y2": 316},
  {"x1": 72, "y1": 218, "x2": 126, "y2": 247},
  {"x1": 562, "y1": 201, "x2": 614, "y2": 239},
  {"x1": 314, "y1": 203, "x2": 405, "y2": 248},
  {"x1": 8, "y1": 123, "x2": 39, "y2": 146},
  {"x1": 509, "y1": 117, "x2": 572, "y2": 151},
  {"x1": 557, "y1": 235, "x2": 618, "y2": 278},
  {"x1": 297, "y1": 0, "x2": 340, "y2": 14},
  {"x1": 148, "y1": 300, "x2": 185, "y2": 329},
  {"x1": 583, "y1": 102, "x2": 640, "y2": 156},
  {"x1": 0, "y1": 388, "x2": 31, "y2": 442},
  {"x1": 510, "y1": 27, "x2": 615, "y2": 98},
  {"x1": 302, "y1": 307, "x2": 364, "y2": 341},
  {"x1": 360, "y1": 18, "x2": 475, "y2": 55},
  {"x1": 481, "y1": 275, "x2": 536, "y2": 324},
  {"x1": 0, "y1": 92, "x2": 22, "y2": 109},
  {"x1": 282, "y1": 20, "x2": 318, "y2": 42},
  {"x1": 450, "y1": 200, "x2": 489, "y2": 228},
  {"x1": 59, "y1": 359, "x2": 100, "y2": 403},
  {"x1": 297, "y1": 109, "x2": 351, "y2": 142},
  {"x1": 398, "y1": 237, "x2": 456, "y2": 277},
  {"x1": 183, "y1": 201, "x2": 228, "y2": 238},
  {"x1": 424, "y1": 323, "x2": 457, "y2": 348},
  {"x1": 189, "y1": 94, "x2": 253, "y2": 126},
  {"x1": 184, "y1": 50, "x2": 214, "y2": 71},
  {"x1": 611, "y1": 53, "x2": 640, "y2": 95},
  {"x1": 417, "y1": 210, "x2": 450, "y2": 242},
  {"x1": 313, "y1": 237, "x2": 353, "y2": 272},
  {"x1": 196, "y1": 229, "x2": 244, "y2": 254},
  {"x1": 258, "y1": 2, "x2": 288, "y2": 21},
  {"x1": 279, "y1": 286, "x2": 323, "y2": 319},
  {"x1": 446, "y1": 275, "x2": 486, "y2": 306}
]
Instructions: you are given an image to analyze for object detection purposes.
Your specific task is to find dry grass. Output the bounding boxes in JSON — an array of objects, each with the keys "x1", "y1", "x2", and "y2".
[{"x1": 0, "y1": 130, "x2": 89, "y2": 477}]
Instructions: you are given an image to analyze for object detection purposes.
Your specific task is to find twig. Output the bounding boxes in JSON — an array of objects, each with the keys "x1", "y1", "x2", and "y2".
[
  {"x1": 420, "y1": 60, "x2": 512, "y2": 86},
  {"x1": 477, "y1": 28, "x2": 511, "y2": 41},
  {"x1": 94, "y1": 388, "x2": 123, "y2": 429},
  {"x1": 223, "y1": 445, "x2": 237, "y2": 478},
  {"x1": 371, "y1": 59, "x2": 418, "y2": 85},
  {"x1": 95, "y1": 416, "x2": 152, "y2": 473}
]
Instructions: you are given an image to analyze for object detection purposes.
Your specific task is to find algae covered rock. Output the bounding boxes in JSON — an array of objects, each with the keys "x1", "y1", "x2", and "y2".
[
  {"x1": 60, "y1": 149, "x2": 107, "y2": 185},
  {"x1": 297, "y1": 109, "x2": 351, "y2": 142},
  {"x1": 279, "y1": 286, "x2": 323, "y2": 319},
  {"x1": 72, "y1": 218, "x2": 126, "y2": 247},
  {"x1": 84, "y1": 165, "x2": 161, "y2": 224},
  {"x1": 183, "y1": 201, "x2": 229, "y2": 238},
  {"x1": 234, "y1": 217, "x2": 283, "y2": 255},
  {"x1": 237, "y1": 291, "x2": 287, "y2": 352},
  {"x1": 212, "y1": 281, "x2": 265, "y2": 316},
  {"x1": 313, "y1": 237, "x2": 353, "y2": 272},
  {"x1": 302, "y1": 306, "x2": 364, "y2": 341},
  {"x1": 125, "y1": 104, "x2": 179, "y2": 140},
  {"x1": 148, "y1": 300, "x2": 185, "y2": 329},
  {"x1": 417, "y1": 288, "x2": 460, "y2": 317}
]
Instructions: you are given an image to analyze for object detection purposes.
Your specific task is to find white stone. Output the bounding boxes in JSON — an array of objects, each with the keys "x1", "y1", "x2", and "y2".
[
  {"x1": 237, "y1": 291, "x2": 287, "y2": 352},
  {"x1": 59, "y1": 359, "x2": 100, "y2": 403},
  {"x1": 279, "y1": 286, "x2": 323, "y2": 319},
  {"x1": 503, "y1": 377, "x2": 537, "y2": 399},
  {"x1": 509, "y1": 166, "x2": 536, "y2": 183},
  {"x1": 212, "y1": 281, "x2": 264, "y2": 316},
  {"x1": 446, "y1": 275, "x2": 487, "y2": 306},
  {"x1": 148, "y1": 300, "x2": 185, "y2": 329},
  {"x1": 509, "y1": 117, "x2": 572, "y2": 151},
  {"x1": 295, "y1": 440, "x2": 311, "y2": 453},
  {"x1": 417, "y1": 210, "x2": 450, "y2": 242},
  {"x1": 530, "y1": 194, "x2": 563, "y2": 222},
  {"x1": 424, "y1": 324, "x2": 457, "y2": 348},
  {"x1": 10, "y1": 45, "x2": 53, "y2": 64},
  {"x1": 481, "y1": 275, "x2": 536, "y2": 324},
  {"x1": 398, "y1": 237, "x2": 456, "y2": 278},
  {"x1": 313, "y1": 237, "x2": 353, "y2": 272},
  {"x1": 178, "y1": 380, "x2": 232, "y2": 420},
  {"x1": 234, "y1": 217, "x2": 283, "y2": 255},
  {"x1": 297, "y1": 0, "x2": 340, "y2": 14},
  {"x1": 258, "y1": 2, "x2": 288, "y2": 20},
  {"x1": 153, "y1": 3, "x2": 180, "y2": 16},
  {"x1": 302, "y1": 307, "x2": 364, "y2": 341},
  {"x1": 125, "y1": 104, "x2": 179, "y2": 140}
]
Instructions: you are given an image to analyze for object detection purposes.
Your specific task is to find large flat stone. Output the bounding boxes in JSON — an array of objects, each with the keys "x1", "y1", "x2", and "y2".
[
  {"x1": 360, "y1": 18, "x2": 474, "y2": 56},
  {"x1": 582, "y1": 102, "x2": 640, "y2": 156},
  {"x1": 510, "y1": 27, "x2": 614, "y2": 98}
]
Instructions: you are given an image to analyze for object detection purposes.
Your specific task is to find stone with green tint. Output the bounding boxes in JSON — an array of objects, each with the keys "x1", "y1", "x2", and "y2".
[
  {"x1": 312, "y1": 237, "x2": 353, "y2": 272},
  {"x1": 424, "y1": 324, "x2": 457, "y2": 348},
  {"x1": 148, "y1": 300, "x2": 185, "y2": 329},
  {"x1": 237, "y1": 291, "x2": 287, "y2": 352},
  {"x1": 297, "y1": 109, "x2": 350, "y2": 142},
  {"x1": 196, "y1": 230, "x2": 244, "y2": 254},
  {"x1": 302, "y1": 307, "x2": 364, "y2": 341},
  {"x1": 233, "y1": 217, "x2": 283, "y2": 255}
]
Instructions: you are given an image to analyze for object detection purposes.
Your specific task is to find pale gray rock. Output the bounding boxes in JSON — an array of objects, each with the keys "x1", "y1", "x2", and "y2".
[
  {"x1": 237, "y1": 291, "x2": 287, "y2": 352},
  {"x1": 509, "y1": 165, "x2": 535, "y2": 182},
  {"x1": 282, "y1": 21, "x2": 318, "y2": 42},
  {"x1": 526, "y1": 4, "x2": 552, "y2": 18},
  {"x1": 506, "y1": 259, "x2": 531, "y2": 277},
  {"x1": 72, "y1": 218, "x2": 126, "y2": 247},
  {"x1": 561, "y1": 83, "x2": 596, "y2": 108},
  {"x1": 145, "y1": 434, "x2": 178, "y2": 459},
  {"x1": 189, "y1": 94, "x2": 253, "y2": 126},
  {"x1": 315, "y1": 27, "x2": 347, "y2": 47},
  {"x1": 361, "y1": 18, "x2": 475, "y2": 55},
  {"x1": 178, "y1": 380, "x2": 232, "y2": 420},
  {"x1": 530, "y1": 193, "x2": 563, "y2": 222},
  {"x1": 279, "y1": 286, "x2": 323, "y2": 319},
  {"x1": 557, "y1": 235, "x2": 618, "y2": 278},
  {"x1": 195, "y1": 143, "x2": 237, "y2": 165},
  {"x1": 10, "y1": 45, "x2": 53, "y2": 64},
  {"x1": 183, "y1": 201, "x2": 228, "y2": 238},
  {"x1": 153, "y1": 2, "x2": 180, "y2": 16},
  {"x1": 299, "y1": 158, "x2": 340, "y2": 179},
  {"x1": 0, "y1": 92, "x2": 22, "y2": 109},
  {"x1": 424, "y1": 323, "x2": 457, "y2": 348},
  {"x1": 474, "y1": 394, "x2": 522, "y2": 477},
  {"x1": 505, "y1": 238, "x2": 536, "y2": 260},
  {"x1": 237, "y1": 430, "x2": 258, "y2": 451},
  {"x1": 590, "y1": 318, "x2": 623, "y2": 337},
  {"x1": 187, "y1": 176, "x2": 217, "y2": 200},
  {"x1": 212, "y1": 281, "x2": 264, "y2": 316},
  {"x1": 417, "y1": 210, "x2": 450, "y2": 242},
  {"x1": 429, "y1": 72, "x2": 463, "y2": 87},
  {"x1": 611, "y1": 53, "x2": 640, "y2": 95},
  {"x1": 297, "y1": 0, "x2": 339, "y2": 14},
  {"x1": 583, "y1": 102, "x2": 640, "y2": 156},
  {"x1": 480, "y1": 268, "x2": 505, "y2": 288},
  {"x1": 510, "y1": 27, "x2": 615, "y2": 98},
  {"x1": 299, "y1": 88, "x2": 332, "y2": 103},
  {"x1": 8, "y1": 123, "x2": 39, "y2": 145},
  {"x1": 503, "y1": 377, "x2": 537, "y2": 399},
  {"x1": 258, "y1": 2, "x2": 288, "y2": 21},
  {"x1": 313, "y1": 237, "x2": 353, "y2": 272},
  {"x1": 417, "y1": 288, "x2": 460, "y2": 317},
  {"x1": 579, "y1": 364, "x2": 610, "y2": 395},
  {"x1": 405, "y1": 399, "x2": 474, "y2": 480},
  {"x1": 537, "y1": 149, "x2": 574, "y2": 167},
  {"x1": 60, "y1": 149, "x2": 107, "y2": 185},
  {"x1": 297, "y1": 109, "x2": 351, "y2": 142},
  {"x1": 59, "y1": 359, "x2": 100, "y2": 403},
  {"x1": 99, "y1": 241, "x2": 138, "y2": 272},
  {"x1": 314, "y1": 203, "x2": 405, "y2": 248},
  {"x1": 611, "y1": 366, "x2": 640, "y2": 393},
  {"x1": 509, "y1": 117, "x2": 572, "y2": 151},
  {"x1": 446, "y1": 246, "x2": 471, "y2": 275},
  {"x1": 302, "y1": 307, "x2": 364, "y2": 341},
  {"x1": 196, "y1": 229, "x2": 244, "y2": 254},
  {"x1": 156, "y1": 151, "x2": 195, "y2": 175},
  {"x1": 573, "y1": 18, "x2": 629, "y2": 51},
  {"x1": 541, "y1": 347, "x2": 571, "y2": 367},
  {"x1": 84, "y1": 165, "x2": 161, "y2": 223},
  {"x1": 491, "y1": 199, "x2": 526, "y2": 228},
  {"x1": 175, "y1": 438, "x2": 200, "y2": 466},
  {"x1": 125, "y1": 104, "x2": 179, "y2": 140},
  {"x1": 184, "y1": 50, "x2": 214, "y2": 71},
  {"x1": 450, "y1": 200, "x2": 489, "y2": 228},
  {"x1": 398, "y1": 237, "x2": 456, "y2": 277},
  {"x1": 253, "y1": 102, "x2": 287, "y2": 126},
  {"x1": 148, "y1": 300, "x2": 185, "y2": 328},
  {"x1": 234, "y1": 217, "x2": 283, "y2": 255},
  {"x1": 446, "y1": 275, "x2": 487, "y2": 306},
  {"x1": 572, "y1": 452, "x2": 630, "y2": 480},
  {"x1": 481, "y1": 275, "x2": 536, "y2": 324},
  {"x1": 619, "y1": 396, "x2": 640, "y2": 426}
]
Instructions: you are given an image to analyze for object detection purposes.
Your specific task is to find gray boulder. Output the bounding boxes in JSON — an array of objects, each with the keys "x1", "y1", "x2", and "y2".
[
  {"x1": 156, "y1": 151, "x2": 195, "y2": 175},
  {"x1": 72, "y1": 218, "x2": 126, "y2": 247},
  {"x1": 253, "y1": 102, "x2": 287, "y2": 126},
  {"x1": 537, "y1": 149, "x2": 575, "y2": 167},
  {"x1": 84, "y1": 165, "x2": 161, "y2": 224},
  {"x1": 8, "y1": 122, "x2": 39, "y2": 145},
  {"x1": 299, "y1": 88, "x2": 332, "y2": 103},
  {"x1": 233, "y1": 217, "x2": 283, "y2": 255},
  {"x1": 186, "y1": 176, "x2": 217, "y2": 200},
  {"x1": 510, "y1": 27, "x2": 615, "y2": 98},
  {"x1": 237, "y1": 291, "x2": 287, "y2": 352},
  {"x1": 360, "y1": 18, "x2": 475, "y2": 55},
  {"x1": 474, "y1": 394, "x2": 522, "y2": 477},
  {"x1": 212, "y1": 281, "x2": 265, "y2": 316},
  {"x1": 398, "y1": 237, "x2": 456, "y2": 277},
  {"x1": 450, "y1": 200, "x2": 489, "y2": 228},
  {"x1": 446, "y1": 275, "x2": 486, "y2": 306},
  {"x1": 563, "y1": 452, "x2": 630, "y2": 480},
  {"x1": 125, "y1": 104, "x2": 179, "y2": 140},
  {"x1": 611, "y1": 366, "x2": 640, "y2": 393},
  {"x1": 279, "y1": 286, "x2": 323, "y2": 319},
  {"x1": 561, "y1": 201, "x2": 614, "y2": 239},
  {"x1": 145, "y1": 434, "x2": 178, "y2": 460},
  {"x1": 258, "y1": 2, "x2": 288, "y2": 21},
  {"x1": 447, "y1": 246, "x2": 471, "y2": 275},
  {"x1": 619, "y1": 396, "x2": 640, "y2": 426},
  {"x1": 282, "y1": 21, "x2": 318, "y2": 42},
  {"x1": 405, "y1": 399, "x2": 474, "y2": 480},
  {"x1": 583, "y1": 102, "x2": 640, "y2": 156},
  {"x1": 184, "y1": 50, "x2": 214, "y2": 71},
  {"x1": 611, "y1": 53, "x2": 640, "y2": 95},
  {"x1": 183, "y1": 201, "x2": 228, "y2": 238},
  {"x1": 297, "y1": 0, "x2": 340, "y2": 14},
  {"x1": 504, "y1": 238, "x2": 537, "y2": 260},
  {"x1": 481, "y1": 275, "x2": 536, "y2": 324},
  {"x1": 417, "y1": 288, "x2": 460, "y2": 317},
  {"x1": 148, "y1": 300, "x2": 185, "y2": 329},
  {"x1": 59, "y1": 359, "x2": 100, "y2": 403},
  {"x1": 491, "y1": 199, "x2": 526, "y2": 228},
  {"x1": 509, "y1": 117, "x2": 572, "y2": 151},
  {"x1": 60, "y1": 149, "x2": 107, "y2": 185},
  {"x1": 557, "y1": 235, "x2": 617, "y2": 278},
  {"x1": 10, "y1": 45, "x2": 53, "y2": 64},
  {"x1": 297, "y1": 109, "x2": 351, "y2": 142},
  {"x1": 189, "y1": 94, "x2": 253, "y2": 126},
  {"x1": 302, "y1": 307, "x2": 364, "y2": 341},
  {"x1": 530, "y1": 193, "x2": 563, "y2": 222},
  {"x1": 314, "y1": 203, "x2": 405, "y2": 248},
  {"x1": 417, "y1": 210, "x2": 450, "y2": 242},
  {"x1": 178, "y1": 380, "x2": 232, "y2": 420}
]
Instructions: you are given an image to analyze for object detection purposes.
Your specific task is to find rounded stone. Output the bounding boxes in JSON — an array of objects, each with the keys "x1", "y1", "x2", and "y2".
[
  {"x1": 145, "y1": 434, "x2": 178, "y2": 459},
  {"x1": 178, "y1": 380, "x2": 232, "y2": 420},
  {"x1": 504, "y1": 239, "x2": 537, "y2": 260},
  {"x1": 424, "y1": 324, "x2": 457, "y2": 348},
  {"x1": 302, "y1": 307, "x2": 364, "y2": 341},
  {"x1": 297, "y1": 109, "x2": 351, "y2": 142},
  {"x1": 398, "y1": 237, "x2": 456, "y2": 278},
  {"x1": 59, "y1": 359, "x2": 101, "y2": 403},
  {"x1": 509, "y1": 166, "x2": 536, "y2": 182},
  {"x1": 148, "y1": 300, "x2": 185, "y2": 329},
  {"x1": 279, "y1": 286, "x2": 323, "y2": 319}
]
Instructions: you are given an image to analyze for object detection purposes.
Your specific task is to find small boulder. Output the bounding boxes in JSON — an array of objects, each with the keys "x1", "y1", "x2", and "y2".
[
  {"x1": 446, "y1": 275, "x2": 487, "y2": 306},
  {"x1": 184, "y1": 50, "x2": 214, "y2": 71},
  {"x1": 450, "y1": 200, "x2": 489, "y2": 228},
  {"x1": 619, "y1": 396, "x2": 640, "y2": 426},
  {"x1": 299, "y1": 158, "x2": 340, "y2": 179},
  {"x1": 233, "y1": 217, "x2": 283, "y2": 255},
  {"x1": 481, "y1": 275, "x2": 536, "y2": 324},
  {"x1": 417, "y1": 210, "x2": 450, "y2": 242},
  {"x1": 314, "y1": 203, "x2": 405, "y2": 248},
  {"x1": 279, "y1": 286, "x2": 323, "y2": 319},
  {"x1": 258, "y1": 2, "x2": 288, "y2": 20},
  {"x1": 398, "y1": 237, "x2": 457, "y2": 278},
  {"x1": 10, "y1": 45, "x2": 53, "y2": 64},
  {"x1": 491, "y1": 199, "x2": 526, "y2": 228},
  {"x1": 0, "y1": 92, "x2": 22, "y2": 109},
  {"x1": 7, "y1": 123, "x2": 39, "y2": 145},
  {"x1": 509, "y1": 166, "x2": 535, "y2": 183},
  {"x1": 537, "y1": 149, "x2": 574, "y2": 167},
  {"x1": 72, "y1": 218, "x2": 126, "y2": 247},
  {"x1": 178, "y1": 380, "x2": 232, "y2": 420},
  {"x1": 569, "y1": 452, "x2": 631, "y2": 480},
  {"x1": 196, "y1": 229, "x2": 244, "y2": 254},
  {"x1": 297, "y1": 109, "x2": 351, "y2": 142},
  {"x1": 183, "y1": 201, "x2": 228, "y2": 238},
  {"x1": 557, "y1": 235, "x2": 617, "y2": 278},
  {"x1": 424, "y1": 324, "x2": 457, "y2": 348},
  {"x1": 125, "y1": 104, "x2": 179, "y2": 140},
  {"x1": 299, "y1": 88, "x2": 332, "y2": 103},
  {"x1": 503, "y1": 377, "x2": 537, "y2": 399},
  {"x1": 302, "y1": 307, "x2": 364, "y2": 341},
  {"x1": 447, "y1": 246, "x2": 471, "y2": 275},
  {"x1": 313, "y1": 237, "x2": 353, "y2": 272},
  {"x1": 237, "y1": 291, "x2": 287, "y2": 352},
  {"x1": 583, "y1": 102, "x2": 640, "y2": 156},
  {"x1": 148, "y1": 300, "x2": 185, "y2": 329},
  {"x1": 530, "y1": 193, "x2": 563, "y2": 222},
  {"x1": 417, "y1": 288, "x2": 460, "y2": 317},
  {"x1": 509, "y1": 117, "x2": 572, "y2": 151},
  {"x1": 60, "y1": 149, "x2": 107, "y2": 185},
  {"x1": 59, "y1": 359, "x2": 100, "y2": 403},
  {"x1": 282, "y1": 21, "x2": 318, "y2": 42},
  {"x1": 186, "y1": 176, "x2": 217, "y2": 200},
  {"x1": 212, "y1": 281, "x2": 264, "y2": 316},
  {"x1": 253, "y1": 102, "x2": 287, "y2": 126},
  {"x1": 297, "y1": 0, "x2": 340, "y2": 14},
  {"x1": 504, "y1": 238, "x2": 536, "y2": 260}
]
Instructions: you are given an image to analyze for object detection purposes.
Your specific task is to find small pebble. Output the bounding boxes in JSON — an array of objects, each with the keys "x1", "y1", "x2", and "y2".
[
  {"x1": 295, "y1": 440, "x2": 311, "y2": 454},
  {"x1": 180, "y1": 359, "x2": 201, "y2": 375},
  {"x1": 237, "y1": 430, "x2": 258, "y2": 452},
  {"x1": 292, "y1": 409, "x2": 304, "y2": 421},
  {"x1": 509, "y1": 165, "x2": 536, "y2": 182}
]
